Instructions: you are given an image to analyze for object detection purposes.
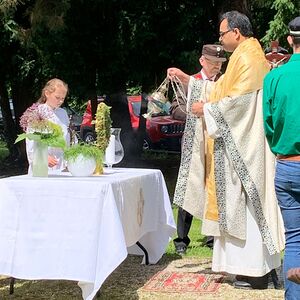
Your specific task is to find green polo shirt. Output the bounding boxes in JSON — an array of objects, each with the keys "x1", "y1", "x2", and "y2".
[{"x1": 263, "y1": 53, "x2": 300, "y2": 155}]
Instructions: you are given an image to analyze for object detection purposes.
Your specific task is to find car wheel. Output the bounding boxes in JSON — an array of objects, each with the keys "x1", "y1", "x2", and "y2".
[{"x1": 83, "y1": 132, "x2": 96, "y2": 143}]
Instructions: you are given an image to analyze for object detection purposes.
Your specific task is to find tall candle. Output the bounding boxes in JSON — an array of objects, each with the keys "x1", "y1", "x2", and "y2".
[{"x1": 105, "y1": 135, "x2": 116, "y2": 165}]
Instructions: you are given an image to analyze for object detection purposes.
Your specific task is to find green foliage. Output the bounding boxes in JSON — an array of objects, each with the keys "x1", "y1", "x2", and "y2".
[
  {"x1": 15, "y1": 120, "x2": 66, "y2": 149},
  {"x1": 126, "y1": 85, "x2": 142, "y2": 96},
  {"x1": 0, "y1": 0, "x2": 24, "y2": 14},
  {"x1": 30, "y1": 0, "x2": 70, "y2": 31},
  {"x1": 2, "y1": 0, "x2": 299, "y2": 162},
  {"x1": 261, "y1": 0, "x2": 299, "y2": 48},
  {"x1": 64, "y1": 143, "x2": 103, "y2": 165},
  {"x1": 67, "y1": 96, "x2": 86, "y2": 114},
  {"x1": 142, "y1": 150, "x2": 170, "y2": 161},
  {"x1": 0, "y1": 140, "x2": 9, "y2": 161}
]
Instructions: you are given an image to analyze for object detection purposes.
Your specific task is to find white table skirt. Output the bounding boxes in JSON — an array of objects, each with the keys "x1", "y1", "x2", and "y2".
[{"x1": 0, "y1": 168, "x2": 176, "y2": 300}]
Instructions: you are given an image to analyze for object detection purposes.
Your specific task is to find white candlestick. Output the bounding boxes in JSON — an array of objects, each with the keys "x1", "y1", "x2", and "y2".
[{"x1": 105, "y1": 135, "x2": 115, "y2": 165}]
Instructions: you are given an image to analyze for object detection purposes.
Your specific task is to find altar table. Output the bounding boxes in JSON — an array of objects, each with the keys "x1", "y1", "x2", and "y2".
[{"x1": 0, "y1": 168, "x2": 176, "y2": 300}]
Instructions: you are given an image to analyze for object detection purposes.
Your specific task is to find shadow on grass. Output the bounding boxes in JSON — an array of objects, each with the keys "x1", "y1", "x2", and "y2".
[{"x1": 0, "y1": 277, "x2": 82, "y2": 299}]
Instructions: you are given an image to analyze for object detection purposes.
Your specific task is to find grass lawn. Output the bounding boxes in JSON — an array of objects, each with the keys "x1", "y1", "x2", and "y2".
[{"x1": 166, "y1": 206, "x2": 213, "y2": 258}]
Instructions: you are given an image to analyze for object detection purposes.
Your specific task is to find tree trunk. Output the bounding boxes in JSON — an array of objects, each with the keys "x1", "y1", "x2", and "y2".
[
  {"x1": 0, "y1": 80, "x2": 18, "y2": 159},
  {"x1": 11, "y1": 76, "x2": 36, "y2": 163},
  {"x1": 106, "y1": 92, "x2": 137, "y2": 164}
]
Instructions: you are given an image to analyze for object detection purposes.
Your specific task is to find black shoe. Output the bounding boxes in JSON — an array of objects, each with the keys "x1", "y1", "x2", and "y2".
[
  {"x1": 234, "y1": 273, "x2": 269, "y2": 290},
  {"x1": 204, "y1": 236, "x2": 214, "y2": 249},
  {"x1": 173, "y1": 238, "x2": 189, "y2": 255},
  {"x1": 248, "y1": 275, "x2": 269, "y2": 289},
  {"x1": 175, "y1": 245, "x2": 187, "y2": 255}
]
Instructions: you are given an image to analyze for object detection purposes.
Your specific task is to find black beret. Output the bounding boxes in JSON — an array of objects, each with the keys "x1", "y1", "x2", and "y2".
[{"x1": 289, "y1": 16, "x2": 300, "y2": 36}]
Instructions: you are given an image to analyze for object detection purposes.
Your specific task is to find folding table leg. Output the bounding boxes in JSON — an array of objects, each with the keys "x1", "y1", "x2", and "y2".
[
  {"x1": 9, "y1": 277, "x2": 15, "y2": 294},
  {"x1": 136, "y1": 241, "x2": 149, "y2": 265}
]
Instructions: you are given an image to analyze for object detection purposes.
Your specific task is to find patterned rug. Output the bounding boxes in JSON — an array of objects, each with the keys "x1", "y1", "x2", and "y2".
[{"x1": 142, "y1": 271, "x2": 224, "y2": 293}]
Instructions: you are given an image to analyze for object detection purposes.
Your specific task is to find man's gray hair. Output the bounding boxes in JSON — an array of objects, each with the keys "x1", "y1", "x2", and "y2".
[{"x1": 220, "y1": 11, "x2": 253, "y2": 37}]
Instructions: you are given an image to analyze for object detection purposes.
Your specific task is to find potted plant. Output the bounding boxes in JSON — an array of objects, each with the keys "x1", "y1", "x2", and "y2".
[
  {"x1": 15, "y1": 103, "x2": 66, "y2": 177},
  {"x1": 64, "y1": 144, "x2": 103, "y2": 177}
]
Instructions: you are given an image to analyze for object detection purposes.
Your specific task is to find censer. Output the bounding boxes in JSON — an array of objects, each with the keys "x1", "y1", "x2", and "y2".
[
  {"x1": 143, "y1": 77, "x2": 170, "y2": 119},
  {"x1": 143, "y1": 74, "x2": 189, "y2": 119}
]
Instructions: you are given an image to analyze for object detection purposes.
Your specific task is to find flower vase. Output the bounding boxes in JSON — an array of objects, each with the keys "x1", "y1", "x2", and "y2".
[
  {"x1": 67, "y1": 155, "x2": 96, "y2": 177},
  {"x1": 32, "y1": 141, "x2": 48, "y2": 177}
]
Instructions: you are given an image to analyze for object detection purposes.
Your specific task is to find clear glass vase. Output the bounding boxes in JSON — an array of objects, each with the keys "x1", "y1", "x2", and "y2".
[
  {"x1": 104, "y1": 128, "x2": 124, "y2": 168},
  {"x1": 32, "y1": 140, "x2": 48, "y2": 177}
]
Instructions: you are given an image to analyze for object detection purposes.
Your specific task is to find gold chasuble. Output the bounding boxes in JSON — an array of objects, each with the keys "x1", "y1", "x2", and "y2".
[
  {"x1": 173, "y1": 37, "x2": 284, "y2": 256},
  {"x1": 205, "y1": 38, "x2": 269, "y2": 221}
]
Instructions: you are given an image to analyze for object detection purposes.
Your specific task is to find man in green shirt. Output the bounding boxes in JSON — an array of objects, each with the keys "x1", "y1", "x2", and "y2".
[{"x1": 263, "y1": 16, "x2": 300, "y2": 300}]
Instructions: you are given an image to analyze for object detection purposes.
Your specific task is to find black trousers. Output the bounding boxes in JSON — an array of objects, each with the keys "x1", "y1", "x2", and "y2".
[
  {"x1": 173, "y1": 207, "x2": 193, "y2": 248},
  {"x1": 173, "y1": 207, "x2": 214, "y2": 249}
]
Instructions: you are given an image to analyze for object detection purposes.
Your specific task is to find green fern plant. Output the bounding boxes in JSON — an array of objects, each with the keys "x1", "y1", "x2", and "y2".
[{"x1": 64, "y1": 144, "x2": 103, "y2": 165}]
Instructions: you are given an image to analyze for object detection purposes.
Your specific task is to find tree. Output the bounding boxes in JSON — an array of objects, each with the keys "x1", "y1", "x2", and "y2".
[
  {"x1": 1, "y1": 0, "x2": 298, "y2": 162},
  {"x1": 261, "y1": 0, "x2": 299, "y2": 48},
  {"x1": 0, "y1": 9, "x2": 21, "y2": 158}
]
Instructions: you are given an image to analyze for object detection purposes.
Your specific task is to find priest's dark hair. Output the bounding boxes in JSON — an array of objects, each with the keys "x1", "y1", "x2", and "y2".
[{"x1": 220, "y1": 11, "x2": 253, "y2": 38}]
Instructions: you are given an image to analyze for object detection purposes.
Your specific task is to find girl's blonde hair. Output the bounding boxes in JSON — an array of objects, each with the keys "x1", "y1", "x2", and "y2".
[{"x1": 38, "y1": 78, "x2": 68, "y2": 103}]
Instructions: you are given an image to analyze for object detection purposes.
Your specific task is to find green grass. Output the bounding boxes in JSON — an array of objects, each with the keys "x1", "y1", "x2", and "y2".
[
  {"x1": 0, "y1": 140, "x2": 9, "y2": 161},
  {"x1": 142, "y1": 150, "x2": 178, "y2": 161},
  {"x1": 166, "y1": 206, "x2": 213, "y2": 258}
]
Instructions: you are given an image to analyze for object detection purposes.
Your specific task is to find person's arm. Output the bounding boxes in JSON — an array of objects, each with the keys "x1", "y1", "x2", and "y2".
[
  {"x1": 189, "y1": 80, "x2": 214, "y2": 118},
  {"x1": 26, "y1": 138, "x2": 34, "y2": 166},
  {"x1": 55, "y1": 107, "x2": 71, "y2": 146},
  {"x1": 203, "y1": 103, "x2": 220, "y2": 139},
  {"x1": 202, "y1": 94, "x2": 236, "y2": 139},
  {"x1": 262, "y1": 74, "x2": 275, "y2": 149}
]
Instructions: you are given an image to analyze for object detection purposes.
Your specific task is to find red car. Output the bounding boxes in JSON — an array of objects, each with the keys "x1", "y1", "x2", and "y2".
[
  {"x1": 128, "y1": 96, "x2": 184, "y2": 151},
  {"x1": 80, "y1": 100, "x2": 96, "y2": 143},
  {"x1": 80, "y1": 96, "x2": 185, "y2": 151}
]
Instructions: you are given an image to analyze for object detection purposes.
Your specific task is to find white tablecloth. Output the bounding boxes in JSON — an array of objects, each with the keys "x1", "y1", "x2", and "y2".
[{"x1": 0, "y1": 168, "x2": 176, "y2": 300}]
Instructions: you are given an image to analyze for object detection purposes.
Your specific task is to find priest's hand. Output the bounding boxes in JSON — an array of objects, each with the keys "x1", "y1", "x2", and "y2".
[
  {"x1": 167, "y1": 67, "x2": 190, "y2": 86},
  {"x1": 191, "y1": 102, "x2": 204, "y2": 117}
]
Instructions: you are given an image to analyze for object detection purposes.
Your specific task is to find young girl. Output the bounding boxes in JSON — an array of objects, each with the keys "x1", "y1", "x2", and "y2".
[{"x1": 26, "y1": 78, "x2": 70, "y2": 172}]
